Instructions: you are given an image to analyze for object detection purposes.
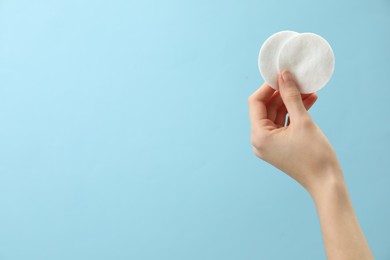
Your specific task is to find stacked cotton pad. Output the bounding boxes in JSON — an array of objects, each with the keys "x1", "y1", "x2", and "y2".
[{"x1": 258, "y1": 31, "x2": 335, "y2": 94}]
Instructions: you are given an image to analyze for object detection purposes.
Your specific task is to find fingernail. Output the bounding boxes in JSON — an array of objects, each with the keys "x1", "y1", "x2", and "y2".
[{"x1": 282, "y1": 70, "x2": 293, "y2": 82}]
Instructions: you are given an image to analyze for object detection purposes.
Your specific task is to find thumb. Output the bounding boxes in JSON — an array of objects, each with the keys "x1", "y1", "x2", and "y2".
[{"x1": 278, "y1": 70, "x2": 308, "y2": 121}]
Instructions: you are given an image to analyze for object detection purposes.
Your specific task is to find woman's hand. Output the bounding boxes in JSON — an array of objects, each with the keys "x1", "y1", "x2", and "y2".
[
  {"x1": 249, "y1": 71, "x2": 374, "y2": 259},
  {"x1": 248, "y1": 70, "x2": 343, "y2": 195}
]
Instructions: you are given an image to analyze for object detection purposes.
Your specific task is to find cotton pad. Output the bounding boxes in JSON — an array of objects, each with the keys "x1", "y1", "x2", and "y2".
[
  {"x1": 258, "y1": 31, "x2": 335, "y2": 93},
  {"x1": 258, "y1": 31, "x2": 299, "y2": 88},
  {"x1": 278, "y1": 33, "x2": 335, "y2": 93}
]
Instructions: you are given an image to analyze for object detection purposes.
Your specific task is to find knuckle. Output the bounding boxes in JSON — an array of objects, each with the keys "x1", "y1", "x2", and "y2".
[
  {"x1": 252, "y1": 146, "x2": 260, "y2": 156},
  {"x1": 248, "y1": 94, "x2": 255, "y2": 104},
  {"x1": 299, "y1": 116, "x2": 314, "y2": 129},
  {"x1": 250, "y1": 131, "x2": 269, "y2": 150},
  {"x1": 252, "y1": 146, "x2": 266, "y2": 159},
  {"x1": 284, "y1": 88, "x2": 301, "y2": 99}
]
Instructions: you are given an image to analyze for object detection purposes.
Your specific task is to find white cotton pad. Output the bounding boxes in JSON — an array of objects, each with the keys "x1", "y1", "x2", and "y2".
[
  {"x1": 278, "y1": 33, "x2": 335, "y2": 93},
  {"x1": 258, "y1": 30, "x2": 299, "y2": 89}
]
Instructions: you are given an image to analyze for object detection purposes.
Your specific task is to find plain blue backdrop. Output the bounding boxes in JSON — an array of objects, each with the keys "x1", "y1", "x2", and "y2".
[{"x1": 0, "y1": 0, "x2": 389, "y2": 259}]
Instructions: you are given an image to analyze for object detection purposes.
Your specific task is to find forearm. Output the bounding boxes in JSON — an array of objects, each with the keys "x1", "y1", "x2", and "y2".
[{"x1": 310, "y1": 169, "x2": 374, "y2": 260}]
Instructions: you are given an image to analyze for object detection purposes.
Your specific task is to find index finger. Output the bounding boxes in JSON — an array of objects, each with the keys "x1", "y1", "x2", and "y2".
[{"x1": 248, "y1": 83, "x2": 275, "y2": 127}]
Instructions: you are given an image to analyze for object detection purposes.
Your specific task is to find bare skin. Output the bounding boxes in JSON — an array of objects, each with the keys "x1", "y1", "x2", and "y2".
[{"x1": 248, "y1": 70, "x2": 374, "y2": 260}]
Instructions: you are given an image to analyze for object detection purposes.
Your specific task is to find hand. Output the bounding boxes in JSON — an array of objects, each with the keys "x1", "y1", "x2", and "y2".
[
  {"x1": 248, "y1": 70, "x2": 343, "y2": 195},
  {"x1": 249, "y1": 71, "x2": 374, "y2": 259}
]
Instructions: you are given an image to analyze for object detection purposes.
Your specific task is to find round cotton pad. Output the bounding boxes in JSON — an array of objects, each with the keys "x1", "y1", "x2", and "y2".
[
  {"x1": 278, "y1": 33, "x2": 335, "y2": 93},
  {"x1": 258, "y1": 30, "x2": 299, "y2": 89}
]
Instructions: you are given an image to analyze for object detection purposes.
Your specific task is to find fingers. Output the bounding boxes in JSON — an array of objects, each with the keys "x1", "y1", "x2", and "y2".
[
  {"x1": 266, "y1": 91, "x2": 284, "y2": 122},
  {"x1": 274, "y1": 106, "x2": 288, "y2": 127},
  {"x1": 249, "y1": 78, "x2": 317, "y2": 130},
  {"x1": 286, "y1": 93, "x2": 318, "y2": 126},
  {"x1": 274, "y1": 93, "x2": 318, "y2": 127},
  {"x1": 248, "y1": 83, "x2": 275, "y2": 128},
  {"x1": 278, "y1": 70, "x2": 309, "y2": 122},
  {"x1": 302, "y1": 93, "x2": 318, "y2": 111}
]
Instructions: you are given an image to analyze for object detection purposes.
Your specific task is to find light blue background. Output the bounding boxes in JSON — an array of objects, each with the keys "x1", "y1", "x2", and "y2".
[{"x1": 0, "y1": 0, "x2": 389, "y2": 259}]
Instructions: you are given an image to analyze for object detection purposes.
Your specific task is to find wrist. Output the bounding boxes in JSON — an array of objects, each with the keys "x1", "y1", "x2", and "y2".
[{"x1": 306, "y1": 165, "x2": 348, "y2": 204}]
